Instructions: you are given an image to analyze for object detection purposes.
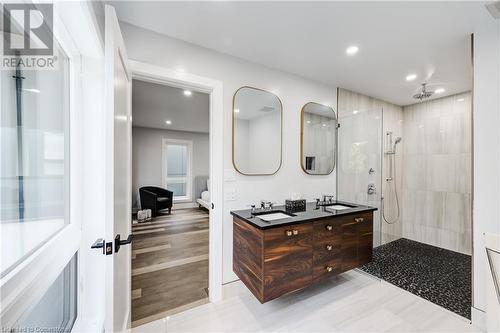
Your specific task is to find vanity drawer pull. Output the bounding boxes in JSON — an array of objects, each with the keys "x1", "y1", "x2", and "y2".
[
  {"x1": 292, "y1": 229, "x2": 299, "y2": 236},
  {"x1": 355, "y1": 217, "x2": 365, "y2": 223},
  {"x1": 325, "y1": 244, "x2": 333, "y2": 251},
  {"x1": 326, "y1": 266, "x2": 334, "y2": 272},
  {"x1": 325, "y1": 225, "x2": 333, "y2": 231},
  {"x1": 285, "y1": 230, "x2": 293, "y2": 237}
]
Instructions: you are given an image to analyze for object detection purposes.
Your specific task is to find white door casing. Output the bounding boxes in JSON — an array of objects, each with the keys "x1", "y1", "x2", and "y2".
[
  {"x1": 104, "y1": 5, "x2": 132, "y2": 332},
  {"x1": 130, "y1": 60, "x2": 224, "y2": 303}
]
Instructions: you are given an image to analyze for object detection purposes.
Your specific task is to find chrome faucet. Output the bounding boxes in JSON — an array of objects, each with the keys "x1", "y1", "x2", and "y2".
[
  {"x1": 260, "y1": 200, "x2": 273, "y2": 210},
  {"x1": 322, "y1": 194, "x2": 335, "y2": 203}
]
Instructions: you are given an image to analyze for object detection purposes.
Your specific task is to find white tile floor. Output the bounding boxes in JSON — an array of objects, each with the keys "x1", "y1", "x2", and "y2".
[{"x1": 132, "y1": 271, "x2": 479, "y2": 333}]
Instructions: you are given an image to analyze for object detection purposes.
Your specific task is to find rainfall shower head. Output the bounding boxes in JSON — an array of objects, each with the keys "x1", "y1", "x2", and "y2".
[{"x1": 413, "y1": 83, "x2": 434, "y2": 100}]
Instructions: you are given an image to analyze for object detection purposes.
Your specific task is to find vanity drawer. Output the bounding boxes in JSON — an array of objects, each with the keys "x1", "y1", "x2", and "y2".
[
  {"x1": 313, "y1": 257, "x2": 341, "y2": 282},
  {"x1": 314, "y1": 218, "x2": 342, "y2": 240},
  {"x1": 313, "y1": 239, "x2": 341, "y2": 265}
]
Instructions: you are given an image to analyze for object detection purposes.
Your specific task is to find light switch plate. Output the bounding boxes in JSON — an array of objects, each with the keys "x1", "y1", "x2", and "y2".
[{"x1": 224, "y1": 188, "x2": 236, "y2": 201}]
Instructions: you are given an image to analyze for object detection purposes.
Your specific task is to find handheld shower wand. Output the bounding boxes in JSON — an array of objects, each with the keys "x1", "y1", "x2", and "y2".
[{"x1": 383, "y1": 132, "x2": 401, "y2": 224}]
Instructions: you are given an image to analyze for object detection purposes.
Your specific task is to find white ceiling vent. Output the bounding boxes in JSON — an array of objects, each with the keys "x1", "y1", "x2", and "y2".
[{"x1": 486, "y1": 1, "x2": 500, "y2": 19}]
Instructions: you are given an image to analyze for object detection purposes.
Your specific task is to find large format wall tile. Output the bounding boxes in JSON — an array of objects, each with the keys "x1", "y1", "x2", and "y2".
[{"x1": 401, "y1": 92, "x2": 472, "y2": 255}]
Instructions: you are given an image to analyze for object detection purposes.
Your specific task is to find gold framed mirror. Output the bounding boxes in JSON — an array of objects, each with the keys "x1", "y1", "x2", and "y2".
[
  {"x1": 300, "y1": 102, "x2": 337, "y2": 175},
  {"x1": 232, "y1": 86, "x2": 283, "y2": 175}
]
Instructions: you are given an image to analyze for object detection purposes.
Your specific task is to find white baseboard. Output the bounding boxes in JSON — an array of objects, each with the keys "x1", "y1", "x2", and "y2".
[{"x1": 472, "y1": 306, "x2": 486, "y2": 332}]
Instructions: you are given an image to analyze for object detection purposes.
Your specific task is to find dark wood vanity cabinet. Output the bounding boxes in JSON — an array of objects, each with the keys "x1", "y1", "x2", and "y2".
[{"x1": 233, "y1": 211, "x2": 373, "y2": 303}]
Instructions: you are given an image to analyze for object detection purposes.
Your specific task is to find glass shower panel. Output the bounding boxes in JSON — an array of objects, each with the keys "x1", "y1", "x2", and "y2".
[{"x1": 337, "y1": 109, "x2": 383, "y2": 250}]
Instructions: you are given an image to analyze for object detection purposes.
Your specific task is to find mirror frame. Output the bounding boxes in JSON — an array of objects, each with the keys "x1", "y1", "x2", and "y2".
[
  {"x1": 300, "y1": 102, "x2": 337, "y2": 175},
  {"x1": 232, "y1": 86, "x2": 283, "y2": 176}
]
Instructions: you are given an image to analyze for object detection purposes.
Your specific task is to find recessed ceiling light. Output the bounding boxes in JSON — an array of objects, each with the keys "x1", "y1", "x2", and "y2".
[
  {"x1": 183, "y1": 90, "x2": 192, "y2": 96},
  {"x1": 165, "y1": 120, "x2": 172, "y2": 125},
  {"x1": 457, "y1": 98, "x2": 465, "y2": 102},
  {"x1": 306, "y1": 120, "x2": 311, "y2": 124},
  {"x1": 322, "y1": 123, "x2": 327, "y2": 127},
  {"x1": 234, "y1": 109, "x2": 240, "y2": 113},
  {"x1": 353, "y1": 110, "x2": 359, "y2": 115},
  {"x1": 406, "y1": 74, "x2": 417, "y2": 81},
  {"x1": 435, "y1": 88, "x2": 445, "y2": 94},
  {"x1": 346, "y1": 45, "x2": 359, "y2": 55}
]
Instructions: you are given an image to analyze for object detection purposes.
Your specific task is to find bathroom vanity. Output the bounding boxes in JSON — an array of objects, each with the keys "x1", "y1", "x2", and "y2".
[{"x1": 231, "y1": 201, "x2": 376, "y2": 303}]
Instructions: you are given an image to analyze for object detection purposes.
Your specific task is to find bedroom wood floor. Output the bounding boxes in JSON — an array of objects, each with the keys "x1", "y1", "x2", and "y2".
[{"x1": 131, "y1": 208, "x2": 209, "y2": 327}]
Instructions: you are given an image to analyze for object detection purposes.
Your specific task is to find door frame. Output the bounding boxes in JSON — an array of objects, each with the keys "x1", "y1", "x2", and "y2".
[{"x1": 129, "y1": 60, "x2": 224, "y2": 303}]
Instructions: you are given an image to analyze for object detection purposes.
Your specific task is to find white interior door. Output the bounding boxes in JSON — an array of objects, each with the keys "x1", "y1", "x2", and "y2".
[{"x1": 104, "y1": 5, "x2": 132, "y2": 332}]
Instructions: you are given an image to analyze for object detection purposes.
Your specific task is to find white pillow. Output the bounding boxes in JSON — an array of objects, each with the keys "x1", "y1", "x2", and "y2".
[{"x1": 206, "y1": 179, "x2": 210, "y2": 191}]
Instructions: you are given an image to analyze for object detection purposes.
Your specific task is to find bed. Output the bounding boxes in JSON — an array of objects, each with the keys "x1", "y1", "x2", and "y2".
[{"x1": 195, "y1": 176, "x2": 210, "y2": 210}]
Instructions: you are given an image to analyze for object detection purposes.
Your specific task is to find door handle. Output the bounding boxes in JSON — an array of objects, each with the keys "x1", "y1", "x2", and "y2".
[{"x1": 115, "y1": 234, "x2": 133, "y2": 253}]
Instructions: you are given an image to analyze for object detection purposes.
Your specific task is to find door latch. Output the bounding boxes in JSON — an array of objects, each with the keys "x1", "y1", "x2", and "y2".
[
  {"x1": 91, "y1": 238, "x2": 113, "y2": 255},
  {"x1": 115, "y1": 234, "x2": 133, "y2": 253}
]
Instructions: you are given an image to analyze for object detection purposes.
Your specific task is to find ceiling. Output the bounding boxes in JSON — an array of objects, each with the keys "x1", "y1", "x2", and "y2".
[
  {"x1": 132, "y1": 80, "x2": 209, "y2": 133},
  {"x1": 113, "y1": 1, "x2": 490, "y2": 106}
]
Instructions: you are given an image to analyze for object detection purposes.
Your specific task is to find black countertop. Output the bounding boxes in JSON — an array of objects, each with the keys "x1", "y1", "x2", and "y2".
[{"x1": 230, "y1": 200, "x2": 377, "y2": 229}]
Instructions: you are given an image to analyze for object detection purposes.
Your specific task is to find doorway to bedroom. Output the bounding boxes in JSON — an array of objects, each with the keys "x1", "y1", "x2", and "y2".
[{"x1": 130, "y1": 79, "x2": 210, "y2": 327}]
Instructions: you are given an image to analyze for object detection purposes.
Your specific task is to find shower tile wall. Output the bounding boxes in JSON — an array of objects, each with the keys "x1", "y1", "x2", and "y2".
[
  {"x1": 337, "y1": 89, "x2": 404, "y2": 246},
  {"x1": 401, "y1": 92, "x2": 472, "y2": 255}
]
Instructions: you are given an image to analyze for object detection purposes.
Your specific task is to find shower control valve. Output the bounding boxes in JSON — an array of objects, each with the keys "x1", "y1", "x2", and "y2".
[{"x1": 367, "y1": 183, "x2": 377, "y2": 195}]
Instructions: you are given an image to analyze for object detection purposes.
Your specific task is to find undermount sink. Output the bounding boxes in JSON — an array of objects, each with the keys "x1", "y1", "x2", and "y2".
[
  {"x1": 325, "y1": 204, "x2": 356, "y2": 211},
  {"x1": 253, "y1": 210, "x2": 295, "y2": 221}
]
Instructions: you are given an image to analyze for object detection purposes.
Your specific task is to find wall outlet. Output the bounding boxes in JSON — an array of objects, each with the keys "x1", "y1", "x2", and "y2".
[{"x1": 224, "y1": 188, "x2": 236, "y2": 201}]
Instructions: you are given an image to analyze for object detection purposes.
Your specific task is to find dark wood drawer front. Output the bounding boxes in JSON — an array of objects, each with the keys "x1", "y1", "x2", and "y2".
[
  {"x1": 313, "y1": 238, "x2": 341, "y2": 266},
  {"x1": 263, "y1": 224, "x2": 313, "y2": 301},
  {"x1": 313, "y1": 257, "x2": 341, "y2": 282},
  {"x1": 314, "y1": 218, "x2": 342, "y2": 240}
]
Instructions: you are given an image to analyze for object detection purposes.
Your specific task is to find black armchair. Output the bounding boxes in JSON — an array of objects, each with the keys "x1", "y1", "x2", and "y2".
[{"x1": 139, "y1": 186, "x2": 173, "y2": 217}]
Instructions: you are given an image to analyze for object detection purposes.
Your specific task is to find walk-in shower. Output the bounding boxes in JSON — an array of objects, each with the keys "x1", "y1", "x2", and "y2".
[
  {"x1": 337, "y1": 88, "x2": 473, "y2": 319},
  {"x1": 382, "y1": 132, "x2": 401, "y2": 224}
]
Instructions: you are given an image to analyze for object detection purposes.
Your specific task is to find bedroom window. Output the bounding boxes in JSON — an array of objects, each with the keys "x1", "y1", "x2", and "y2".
[{"x1": 162, "y1": 139, "x2": 192, "y2": 202}]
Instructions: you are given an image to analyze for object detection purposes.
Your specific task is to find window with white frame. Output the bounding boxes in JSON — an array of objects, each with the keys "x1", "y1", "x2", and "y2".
[{"x1": 162, "y1": 139, "x2": 192, "y2": 201}]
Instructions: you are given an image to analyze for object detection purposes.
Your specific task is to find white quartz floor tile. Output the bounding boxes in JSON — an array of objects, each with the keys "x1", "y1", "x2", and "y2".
[{"x1": 132, "y1": 271, "x2": 479, "y2": 333}]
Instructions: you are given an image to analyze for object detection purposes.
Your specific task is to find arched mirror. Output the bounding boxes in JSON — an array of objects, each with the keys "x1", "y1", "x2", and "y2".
[
  {"x1": 232, "y1": 87, "x2": 282, "y2": 175},
  {"x1": 301, "y1": 102, "x2": 337, "y2": 175}
]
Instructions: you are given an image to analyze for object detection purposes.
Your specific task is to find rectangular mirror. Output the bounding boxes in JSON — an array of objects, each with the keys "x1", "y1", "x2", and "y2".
[
  {"x1": 232, "y1": 87, "x2": 282, "y2": 175},
  {"x1": 301, "y1": 102, "x2": 337, "y2": 175}
]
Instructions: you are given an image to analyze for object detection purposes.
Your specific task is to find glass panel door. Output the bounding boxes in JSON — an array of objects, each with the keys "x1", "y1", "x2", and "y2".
[
  {"x1": 12, "y1": 255, "x2": 77, "y2": 333},
  {"x1": 0, "y1": 40, "x2": 70, "y2": 277},
  {"x1": 336, "y1": 107, "x2": 383, "y2": 277}
]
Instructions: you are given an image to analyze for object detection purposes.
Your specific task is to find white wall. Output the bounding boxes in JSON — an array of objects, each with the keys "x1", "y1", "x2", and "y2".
[
  {"x1": 472, "y1": 12, "x2": 500, "y2": 331},
  {"x1": 120, "y1": 22, "x2": 337, "y2": 283},
  {"x1": 131, "y1": 126, "x2": 209, "y2": 208}
]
